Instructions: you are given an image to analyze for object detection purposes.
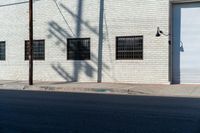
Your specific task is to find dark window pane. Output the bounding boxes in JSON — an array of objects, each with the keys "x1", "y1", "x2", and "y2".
[
  {"x1": 0, "y1": 41, "x2": 6, "y2": 60},
  {"x1": 116, "y1": 36, "x2": 143, "y2": 60},
  {"x1": 67, "y1": 38, "x2": 90, "y2": 60},
  {"x1": 25, "y1": 40, "x2": 45, "y2": 60}
]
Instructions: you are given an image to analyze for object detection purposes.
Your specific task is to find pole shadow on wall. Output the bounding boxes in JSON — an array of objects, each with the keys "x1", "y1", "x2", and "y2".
[{"x1": 48, "y1": 0, "x2": 109, "y2": 82}]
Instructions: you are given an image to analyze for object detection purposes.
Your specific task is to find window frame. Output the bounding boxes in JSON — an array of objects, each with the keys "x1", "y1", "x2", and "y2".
[
  {"x1": 116, "y1": 36, "x2": 143, "y2": 60},
  {"x1": 67, "y1": 38, "x2": 91, "y2": 60},
  {"x1": 25, "y1": 39, "x2": 45, "y2": 61},
  {"x1": 0, "y1": 41, "x2": 6, "y2": 61}
]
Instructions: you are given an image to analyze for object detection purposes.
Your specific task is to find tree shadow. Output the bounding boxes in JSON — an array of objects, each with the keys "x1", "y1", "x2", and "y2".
[{"x1": 48, "y1": 0, "x2": 109, "y2": 82}]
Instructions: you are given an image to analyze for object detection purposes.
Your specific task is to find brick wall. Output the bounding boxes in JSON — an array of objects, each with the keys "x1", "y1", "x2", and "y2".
[{"x1": 0, "y1": 0, "x2": 170, "y2": 84}]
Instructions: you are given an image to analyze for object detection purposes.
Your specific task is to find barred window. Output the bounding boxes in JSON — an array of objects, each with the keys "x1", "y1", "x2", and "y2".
[
  {"x1": 67, "y1": 38, "x2": 90, "y2": 60},
  {"x1": 116, "y1": 36, "x2": 143, "y2": 60},
  {"x1": 25, "y1": 40, "x2": 45, "y2": 60},
  {"x1": 0, "y1": 41, "x2": 5, "y2": 60}
]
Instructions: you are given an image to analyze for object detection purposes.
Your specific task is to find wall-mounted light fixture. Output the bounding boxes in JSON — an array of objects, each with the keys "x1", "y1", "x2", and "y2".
[
  {"x1": 156, "y1": 27, "x2": 171, "y2": 45},
  {"x1": 156, "y1": 27, "x2": 169, "y2": 37}
]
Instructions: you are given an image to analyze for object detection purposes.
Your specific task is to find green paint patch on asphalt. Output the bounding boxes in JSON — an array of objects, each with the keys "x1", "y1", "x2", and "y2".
[{"x1": 92, "y1": 89, "x2": 113, "y2": 93}]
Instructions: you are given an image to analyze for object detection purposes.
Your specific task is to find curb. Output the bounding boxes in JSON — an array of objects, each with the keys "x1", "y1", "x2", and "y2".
[
  {"x1": 0, "y1": 85, "x2": 152, "y2": 96},
  {"x1": 1, "y1": 84, "x2": 200, "y2": 98}
]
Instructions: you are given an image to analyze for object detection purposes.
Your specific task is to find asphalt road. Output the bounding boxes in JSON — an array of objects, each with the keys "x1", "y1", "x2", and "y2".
[{"x1": 0, "y1": 90, "x2": 200, "y2": 133}]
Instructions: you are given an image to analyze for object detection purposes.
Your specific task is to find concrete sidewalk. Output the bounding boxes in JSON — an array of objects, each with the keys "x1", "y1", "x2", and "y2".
[{"x1": 1, "y1": 80, "x2": 200, "y2": 97}]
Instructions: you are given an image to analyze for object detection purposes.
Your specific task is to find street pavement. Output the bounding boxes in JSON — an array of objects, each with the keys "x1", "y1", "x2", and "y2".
[{"x1": 0, "y1": 90, "x2": 200, "y2": 133}]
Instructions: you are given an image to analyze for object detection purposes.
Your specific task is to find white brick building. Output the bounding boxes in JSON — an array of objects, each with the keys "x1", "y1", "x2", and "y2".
[{"x1": 0, "y1": 0, "x2": 200, "y2": 84}]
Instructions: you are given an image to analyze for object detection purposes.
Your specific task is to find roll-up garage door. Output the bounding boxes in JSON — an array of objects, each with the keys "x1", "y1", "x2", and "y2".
[{"x1": 172, "y1": 3, "x2": 200, "y2": 83}]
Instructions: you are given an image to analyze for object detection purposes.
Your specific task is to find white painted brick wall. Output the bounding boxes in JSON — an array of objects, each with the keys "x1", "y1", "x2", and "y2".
[{"x1": 0, "y1": 0, "x2": 170, "y2": 84}]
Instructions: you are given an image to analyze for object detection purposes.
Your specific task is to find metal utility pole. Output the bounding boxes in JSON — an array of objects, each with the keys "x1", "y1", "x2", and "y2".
[
  {"x1": 29, "y1": 0, "x2": 33, "y2": 85},
  {"x1": 97, "y1": 0, "x2": 104, "y2": 83}
]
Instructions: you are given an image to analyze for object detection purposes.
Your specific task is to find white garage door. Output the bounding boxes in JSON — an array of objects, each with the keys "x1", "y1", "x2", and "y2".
[{"x1": 172, "y1": 3, "x2": 200, "y2": 84}]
